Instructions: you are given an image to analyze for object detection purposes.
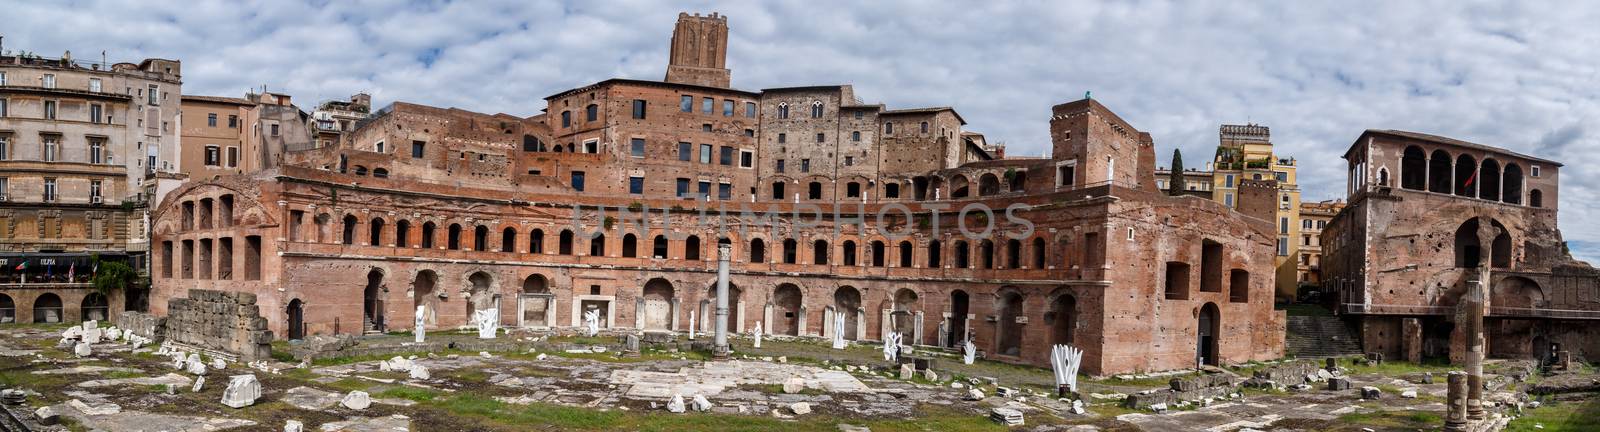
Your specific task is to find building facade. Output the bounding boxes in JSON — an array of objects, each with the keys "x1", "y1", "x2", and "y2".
[
  {"x1": 0, "y1": 52, "x2": 183, "y2": 324},
  {"x1": 1209, "y1": 125, "x2": 1301, "y2": 301},
  {"x1": 147, "y1": 12, "x2": 1285, "y2": 375},
  {"x1": 1322, "y1": 129, "x2": 1600, "y2": 364},
  {"x1": 1295, "y1": 199, "x2": 1344, "y2": 294}
]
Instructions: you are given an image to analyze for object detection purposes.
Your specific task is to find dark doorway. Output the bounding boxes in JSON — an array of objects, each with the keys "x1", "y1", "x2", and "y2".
[
  {"x1": 947, "y1": 290, "x2": 970, "y2": 347},
  {"x1": 287, "y1": 299, "x2": 305, "y2": 340},
  {"x1": 1197, "y1": 303, "x2": 1220, "y2": 366},
  {"x1": 363, "y1": 270, "x2": 384, "y2": 333}
]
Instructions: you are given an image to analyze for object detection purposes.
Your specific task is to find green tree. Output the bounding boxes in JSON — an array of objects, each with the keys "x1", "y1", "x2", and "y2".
[
  {"x1": 91, "y1": 260, "x2": 139, "y2": 297},
  {"x1": 1168, "y1": 149, "x2": 1186, "y2": 196}
]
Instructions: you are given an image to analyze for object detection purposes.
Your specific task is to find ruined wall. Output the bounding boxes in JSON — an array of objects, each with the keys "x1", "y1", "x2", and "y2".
[{"x1": 164, "y1": 289, "x2": 272, "y2": 360}]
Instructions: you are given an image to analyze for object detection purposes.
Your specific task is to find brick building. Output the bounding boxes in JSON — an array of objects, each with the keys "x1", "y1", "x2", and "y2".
[
  {"x1": 1322, "y1": 129, "x2": 1600, "y2": 364},
  {"x1": 0, "y1": 52, "x2": 183, "y2": 324},
  {"x1": 147, "y1": 12, "x2": 1285, "y2": 375},
  {"x1": 1295, "y1": 199, "x2": 1344, "y2": 293}
]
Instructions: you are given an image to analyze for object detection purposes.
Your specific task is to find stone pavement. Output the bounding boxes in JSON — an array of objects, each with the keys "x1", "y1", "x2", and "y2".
[{"x1": 610, "y1": 360, "x2": 871, "y2": 398}]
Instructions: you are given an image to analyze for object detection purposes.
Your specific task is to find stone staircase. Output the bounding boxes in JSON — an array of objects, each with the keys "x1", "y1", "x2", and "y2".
[{"x1": 1285, "y1": 315, "x2": 1363, "y2": 358}]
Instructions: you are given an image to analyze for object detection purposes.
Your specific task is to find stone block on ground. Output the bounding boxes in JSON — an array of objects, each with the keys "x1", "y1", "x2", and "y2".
[
  {"x1": 791, "y1": 402, "x2": 812, "y2": 415},
  {"x1": 34, "y1": 406, "x2": 59, "y2": 425},
  {"x1": 221, "y1": 375, "x2": 260, "y2": 408},
  {"x1": 782, "y1": 378, "x2": 805, "y2": 394},
  {"x1": 1360, "y1": 386, "x2": 1381, "y2": 400},
  {"x1": 691, "y1": 394, "x2": 712, "y2": 412},
  {"x1": 341, "y1": 390, "x2": 372, "y2": 410},
  {"x1": 1328, "y1": 377, "x2": 1351, "y2": 391}
]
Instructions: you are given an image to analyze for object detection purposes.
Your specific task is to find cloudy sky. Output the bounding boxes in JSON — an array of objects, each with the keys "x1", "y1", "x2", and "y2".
[{"x1": 8, "y1": 0, "x2": 1599, "y2": 261}]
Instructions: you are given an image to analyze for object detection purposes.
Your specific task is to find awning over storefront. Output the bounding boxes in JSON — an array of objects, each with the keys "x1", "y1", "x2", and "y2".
[{"x1": 0, "y1": 253, "x2": 129, "y2": 283}]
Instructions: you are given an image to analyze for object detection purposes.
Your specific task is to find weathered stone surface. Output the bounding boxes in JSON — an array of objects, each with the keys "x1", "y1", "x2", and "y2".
[
  {"x1": 341, "y1": 391, "x2": 372, "y2": 410},
  {"x1": 691, "y1": 394, "x2": 712, "y2": 412},
  {"x1": 221, "y1": 375, "x2": 261, "y2": 408},
  {"x1": 1328, "y1": 377, "x2": 1351, "y2": 391},
  {"x1": 791, "y1": 402, "x2": 812, "y2": 415},
  {"x1": 667, "y1": 394, "x2": 686, "y2": 413},
  {"x1": 34, "y1": 406, "x2": 60, "y2": 425},
  {"x1": 73, "y1": 342, "x2": 92, "y2": 358},
  {"x1": 782, "y1": 378, "x2": 805, "y2": 394},
  {"x1": 285, "y1": 420, "x2": 304, "y2": 432}
]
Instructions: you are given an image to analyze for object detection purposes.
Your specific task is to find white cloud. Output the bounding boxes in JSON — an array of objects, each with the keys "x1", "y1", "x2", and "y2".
[{"x1": 7, "y1": 0, "x2": 1598, "y2": 258}]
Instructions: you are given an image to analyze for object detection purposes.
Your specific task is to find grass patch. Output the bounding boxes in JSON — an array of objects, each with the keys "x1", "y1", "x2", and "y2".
[
  {"x1": 1343, "y1": 358, "x2": 1457, "y2": 376},
  {"x1": 427, "y1": 394, "x2": 1005, "y2": 432},
  {"x1": 1506, "y1": 399, "x2": 1600, "y2": 432},
  {"x1": 377, "y1": 386, "x2": 442, "y2": 402},
  {"x1": 1337, "y1": 408, "x2": 1443, "y2": 429}
]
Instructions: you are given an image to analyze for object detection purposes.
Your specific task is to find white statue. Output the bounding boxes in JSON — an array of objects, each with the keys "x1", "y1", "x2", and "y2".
[
  {"x1": 883, "y1": 332, "x2": 901, "y2": 362},
  {"x1": 963, "y1": 339, "x2": 977, "y2": 365},
  {"x1": 414, "y1": 305, "x2": 426, "y2": 344},
  {"x1": 474, "y1": 308, "x2": 498, "y2": 339},
  {"x1": 583, "y1": 309, "x2": 600, "y2": 337},
  {"x1": 831, "y1": 313, "x2": 847, "y2": 350},
  {"x1": 1051, "y1": 344, "x2": 1084, "y2": 393},
  {"x1": 752, "y1": 321, "x2": 763, "y2": 349},
  {"x1": 688, "y1": 310, "x2": 697, "y2": 340}
]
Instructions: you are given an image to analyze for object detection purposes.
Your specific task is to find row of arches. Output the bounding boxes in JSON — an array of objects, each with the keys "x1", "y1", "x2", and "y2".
[
  {"x1": 0, "y1": 292, "x2": 108, "y2": 324},
  {"x1": 1397, "y1": 146, "x2": 1541, "y2": 207},
  {"x1": 763, "y1": 170, "x2": 1030, "y2": 202},
  {"x1": 310, "y1": 214, "x2": 1078, "y2": 272}
]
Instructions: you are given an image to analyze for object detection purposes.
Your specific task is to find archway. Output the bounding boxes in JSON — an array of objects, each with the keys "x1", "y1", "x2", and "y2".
[
  {"x1": 412, "y1": 270, "x2": 439, "y2": 327},
  {"x1": 81, "y1": 292, "x2": 110, "y2": 322},
  {"x1": 467, "y1": 272, "x2": 496, "y2": 320},
  {"x1": 1050, "y1": 293, "x2": 1076, "y2": 346},
  {"x1": 1454, "y1": 154, "x2": 1477, "y2": 197},
  {"x1": 891, "y1": 288, "x2": 918, "y2": 338},
  {"x1": 1455, "y1": 219, "x2": 1483, "y2": 268},
  {"x1": 641, "y1": 278, "x2": 675, "y2": 331},
  {"x1": 950, "y1": 175, "x2": 970, "y2": 198},
  {"x1": 1480, "y1": 159, "x2": 1502, "y2": 201},
  {"x1": 286, "y1": 299, "x2": 305, "y2": 340},
  {"x1": 1428, "y1": 150, "x2": 1451, "y2": 193},
  {"x1": 701, "y1": 283, "x2": 744, "y2": 333},
  {"x1": 364, "y1": 269, "x2": 385, "y2": 333},
  {"x1": 978, "y1": 173, "x2": 1000, "y2": 196},
  {"x1": 833, "y1": 286, "x2": 862, "y2": 340},
  {"x1": 520, "y1": 274, "x2": 552, "y2": 328},
  {"x1": 1009, "y1": 171, "x2": 1028, "y2": 192},
  {"x1": 0, "y1": 294, "x2": 13, "y2": 323},
  {"x1": 995, "y1": 290, "x2": 1024, "y2": 356},
  {"x1": 1198, "y1": 302, "x2": 1221, "y2": 366},
  {"x1": 33, "y1": 293, "x2": 63, "y2": 323},
  {"x1": 1401, "y1": 146, "x2": 1426, "y2": 190},
  {"x1": 772, "y1": 283, "x2": 803, "y2": 336},
  {"x1": 947, "y1": 290, "x2": 969, "y2": 347}
]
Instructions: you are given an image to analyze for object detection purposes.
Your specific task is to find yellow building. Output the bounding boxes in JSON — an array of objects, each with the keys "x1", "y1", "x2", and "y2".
[
  {"x1": 1296, "y1": 200, "x2": 1345, "y2": 293},
  {"x1": 1210, "y1": 124, "x2": 1301, "y2": 301}
]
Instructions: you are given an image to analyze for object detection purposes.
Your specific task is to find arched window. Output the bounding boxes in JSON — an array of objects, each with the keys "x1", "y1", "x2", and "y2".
[
  {"x1": 842, "y1": 240, "x2": 857, "y2": 266},
  {"x1": 421, "y1": 222, "x2": 436, "y2": 248},
  {"x1": 1377, "y1": 168, "x2": 1389, "y2": 187},
  {"x1": 585, "y1": 104, "x2": 598, "y2": 122},
  {"x1": 808, "y1": 182, "x2": 823, "y2": 200},
  {"x1": 652, "y1": 235, "x2": 668, "y2": 259},
  {"x1": 813, "y1": 239, "x2": 829, "y2": 264},
  {"x1": 750, "y1": 238, "x2": 766, "y2": 263},
  {"x1": 783, "y1": 239, "x2": 798, "y2": 264},
  {"x1": 447, "y1": 224, "x2": 463, "y2": 250},
  {"x1": 898, "y1": 241, "x2": 913, "y2": 267},
  {"x1": 1455, "y1": 219, "x2": 1482, "y2": 268},
  {"x1": 778, "y1": 103, "x2": 789, "y2": 119},
  {"x1": 589, "y1": 233, "x2": 606, "y2": 257},
  {"x1": 395, "y1": 220, "x2": 410, "y2": 248},
  {"x1": 501, "y1": 227, "x2": 517, "y2": 253},
  {"x1": 1480, "y1": 158, "x2": 1502, "y2": 201},
  {"x1": 1503, "y1": 163, "x2": 1523, "y2": 205},
  {"x1": 373, "y1": 168, "x2": 388, "y2": 178},
  {"x1": 954, "y1": 240, "x2": 970, "y2": 268},
  {"x1": 920, "y1": 121, "x2": 929, "y2": 134},
  {"x1": 353, "y1": 166, "x2": 368, "y2": 176},
  {"x1": 530, "y1": 229, "x2": 544, "y2": 253},
  {"x1": 871, "y1": 241, "x2": 886, "y2": 267},
  {"x1": 811, "y1": 101, "x2": 823, "y2": 118},
  {"x1": 341, "y1": 215, "x2": 358, "y2": 245},
  {"x1": 1032, "y1": 237, "x2": 1046, "y2": 269},
  {"x1": 1454, "y1": 154, "x2": 1478, "y2": 197},
  {"x1": 368, "y1": 218, "x2": 385, "y2": 246},
  {"x1": 558, "y1": 230, "x2": 574, "y2": 255},
  {"x1": 465, "y1": 225, "x2": 483, "y2": 251},
  {"x1": 1400, "y1": 146, "x2": 1426, "y2": 190},
  {"x1": 1428, "y1": 150, "x2": 1452, "y2": 193},
  {"x1": 685, "y1": 236, "x2": 702, "y2": 261},
  {"x1": 928, "y1": 240, "x2": 942, "y2": 267},
  {"x1": 622, "y1": 234, "x2": 638, "y2": 258},
  {"x1": 885, "y1": 122, "x2": 894, "y2": 134}
]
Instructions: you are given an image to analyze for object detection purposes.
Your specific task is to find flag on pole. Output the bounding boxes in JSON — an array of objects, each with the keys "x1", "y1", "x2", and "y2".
[
  {"x1": 13, "y1": 261, "x2": 24, "y2": 271},
  {"x1": 67, "y1": 262, "x2": 76, "y2": 282},
  {"x1": 1464, "y1": 167, "x2": 1479, "y2": 187}
]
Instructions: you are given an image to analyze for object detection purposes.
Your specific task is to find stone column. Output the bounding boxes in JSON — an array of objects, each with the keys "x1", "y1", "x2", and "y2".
[
  {"x1": 713, "y1": 244, "x2": 732, "y2": 359},
  {"x1": 796, "y1": 305, "x2": 808, "y2": 337},
  {"x1": 1445, "y1": 370, "x2": 1468, "y2": 431},
  {"x1": 1466, "y1": 219, "x2": 1499, "y2": 421}
]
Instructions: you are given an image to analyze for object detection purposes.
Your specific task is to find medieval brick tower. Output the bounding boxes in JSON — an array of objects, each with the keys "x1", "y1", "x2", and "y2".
[{"x1": 664, "y1": 12, "x2": 731, "y2": 88}]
